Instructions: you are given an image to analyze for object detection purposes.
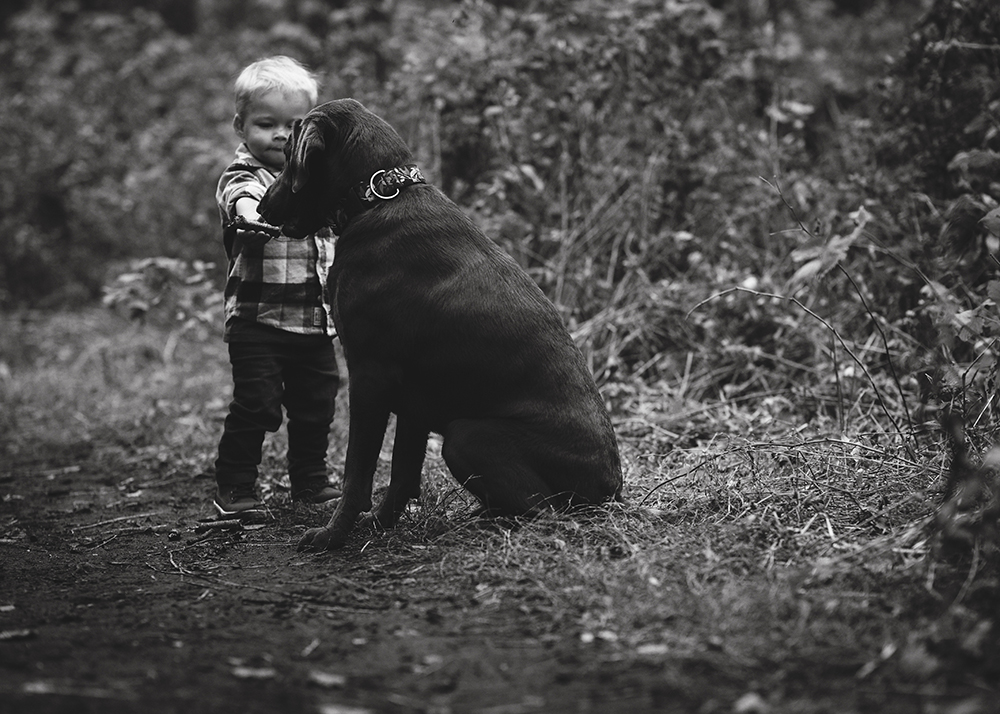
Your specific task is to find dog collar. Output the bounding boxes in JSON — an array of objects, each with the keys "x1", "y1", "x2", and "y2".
[
  {"x1": 358, "y1": 165, "x2": 426, "y2": 203},
  {"x1": 335, "y1": 165, "x2": 426, "y2": 234}
]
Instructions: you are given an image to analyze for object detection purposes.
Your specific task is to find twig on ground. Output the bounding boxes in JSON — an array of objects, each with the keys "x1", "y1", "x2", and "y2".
[
  {"x1": 71, "y1": 512, "x2": 164, "y2": 532},
  {"x1": 150, "y1": 555, "x2": 370, "y2": 608},
  {"x1": 91, "y1": 533, "x2": 119, "y2": 549},
  {"x1": 194, "y1": 519, "x2": 244, "y2": 533},
  {"x1": 168, "y1": 551, "x2": 196, "y2": 575},
  {"x1": 638, "y1": 452, "x2": 733, "y2": 506},
  {"x1": 33, "y1": 465, "x2": 82, "y2": 477},
  {"x1": 100, "y1": 524, "x2": 175, "y2": 538},
  {"x1": 754, "y1": 437, "x2": 926, "y2": 470}
]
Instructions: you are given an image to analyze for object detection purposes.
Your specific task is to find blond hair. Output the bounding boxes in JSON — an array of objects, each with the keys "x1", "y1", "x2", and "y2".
[{"x1": 234, "y1": 56, "x2": 319, "y2": 118}]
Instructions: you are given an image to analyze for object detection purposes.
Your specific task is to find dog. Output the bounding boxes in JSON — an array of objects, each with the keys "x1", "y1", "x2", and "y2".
[{"x1": 258, "y1": 98, "x2": 623, "y2": 551}]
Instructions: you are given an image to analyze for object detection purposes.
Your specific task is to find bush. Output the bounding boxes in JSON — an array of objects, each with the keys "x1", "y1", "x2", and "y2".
[{"x1": 5, "y1": 0, "x2": 998, "y2": 435}]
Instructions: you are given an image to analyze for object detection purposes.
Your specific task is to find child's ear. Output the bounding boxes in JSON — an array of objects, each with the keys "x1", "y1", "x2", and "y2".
[{"x1": 232, "y1": 114, "x2": 245, "y2": 137}]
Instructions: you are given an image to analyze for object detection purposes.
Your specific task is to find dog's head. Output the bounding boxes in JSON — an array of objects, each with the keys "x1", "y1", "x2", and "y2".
[{"x1": 259, "y1": 98, "x2": 414, "y2": 237}]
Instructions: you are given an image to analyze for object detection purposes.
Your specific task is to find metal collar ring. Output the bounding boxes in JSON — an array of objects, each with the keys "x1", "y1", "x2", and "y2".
[{"x1": 370, "y1": 170, "x2": 401, "y2": 201}]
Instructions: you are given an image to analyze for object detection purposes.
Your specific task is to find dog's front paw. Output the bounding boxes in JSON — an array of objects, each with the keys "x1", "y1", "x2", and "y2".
[{"x1": 297, "y1": 526, "x2": 341, "y2": 552}]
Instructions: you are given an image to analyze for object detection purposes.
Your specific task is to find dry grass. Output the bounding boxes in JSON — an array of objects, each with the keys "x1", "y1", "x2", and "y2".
[{"x1": 1, "y1": 307, "x2": 996, "y2": 709}]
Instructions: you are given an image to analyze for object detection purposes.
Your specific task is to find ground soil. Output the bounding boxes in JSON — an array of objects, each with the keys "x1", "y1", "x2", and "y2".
[
  {"x1": 0, "y1": 442, "x2": 694, "y2": 714},
  {"x1": 0, "y1": 435, "x2": 996, "y2": 714}
]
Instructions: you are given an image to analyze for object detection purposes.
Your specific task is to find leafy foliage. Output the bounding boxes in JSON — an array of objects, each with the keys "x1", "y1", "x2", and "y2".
[
  {"x1": 1, "y1": 2, "x2": 998, "y2": 431},
  {"x1": 868, "y1": 0, "x2": 1000, "y2": 428},
  {"x1": 102, "y1": 256, "x2": 222, "y2": 361}
]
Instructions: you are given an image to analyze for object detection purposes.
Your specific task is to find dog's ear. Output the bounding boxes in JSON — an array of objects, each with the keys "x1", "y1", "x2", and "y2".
[{"x1": 289, "y1": 120, "x2": 325, "y2": 194}]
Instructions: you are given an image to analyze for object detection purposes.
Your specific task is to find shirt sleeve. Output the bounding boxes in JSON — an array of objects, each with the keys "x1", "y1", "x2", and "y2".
[{"x1": 216, "y1": 166, "x2": 269, "y2": 221}]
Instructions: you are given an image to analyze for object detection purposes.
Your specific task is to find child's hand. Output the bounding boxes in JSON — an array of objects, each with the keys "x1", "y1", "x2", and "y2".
[{"x1": 226, "y1": 214, "x2": 282, "y2": 250}]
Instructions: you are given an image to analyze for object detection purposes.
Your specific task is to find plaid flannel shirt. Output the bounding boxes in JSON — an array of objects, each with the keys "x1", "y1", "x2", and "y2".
[{"x1": 216, "y1": 144, "x2": 336, "y2": 339}]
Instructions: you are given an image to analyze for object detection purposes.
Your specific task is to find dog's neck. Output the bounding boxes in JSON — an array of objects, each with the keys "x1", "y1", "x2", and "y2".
[{"x1": 333, "y1": 165, "x2": 426, "y2": 234}]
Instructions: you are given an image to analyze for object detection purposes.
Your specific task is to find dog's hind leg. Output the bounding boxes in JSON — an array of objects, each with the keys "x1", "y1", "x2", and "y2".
[
  {"x1": 441, "y1": 419, "x2": 555, "y2": 516},
  {"x1": 370, "y1": 414, "x2": 428, "y2": 529}
]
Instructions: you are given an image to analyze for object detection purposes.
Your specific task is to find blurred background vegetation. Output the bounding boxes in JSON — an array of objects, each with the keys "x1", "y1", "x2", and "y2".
[{"x1": 2, "y1": 0, "x2": 999, "y2": 435}]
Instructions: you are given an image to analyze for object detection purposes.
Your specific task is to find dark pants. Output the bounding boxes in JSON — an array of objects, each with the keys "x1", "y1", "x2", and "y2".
[{"x1": 216, "y1": 340, "x2": 340, "y2": 487}]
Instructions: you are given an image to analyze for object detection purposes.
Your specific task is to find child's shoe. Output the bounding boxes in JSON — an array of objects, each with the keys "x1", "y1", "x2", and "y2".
[
  {"x1": 214, "y1": 483, "x2": 264, "y2": 518},
  {"x1": 291, "y1": 477, "x2": 342, "y2": 504}
]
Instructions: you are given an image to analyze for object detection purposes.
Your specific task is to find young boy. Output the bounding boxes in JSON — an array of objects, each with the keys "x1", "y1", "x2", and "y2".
[{"x1": 213, "y1": 56, "x2": 340, "y2": 518}]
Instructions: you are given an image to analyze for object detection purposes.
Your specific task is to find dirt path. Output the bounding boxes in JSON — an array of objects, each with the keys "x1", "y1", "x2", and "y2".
[
  {"x1": 0, "y1": 445, "x2": 708, "y2": 714},
  {"x1": 1, "y1": 432, "x2": 996, "y2": 713}
]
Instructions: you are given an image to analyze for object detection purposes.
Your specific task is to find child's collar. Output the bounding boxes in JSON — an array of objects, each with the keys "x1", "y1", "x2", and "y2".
[{"x1": 233, "y1": 143, "x2": 273, "y2": 171}]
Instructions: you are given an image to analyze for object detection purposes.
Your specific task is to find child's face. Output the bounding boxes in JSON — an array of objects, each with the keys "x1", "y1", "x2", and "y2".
[{"x1": 234, "y1": 89, "x2": 312, "y2": 171}]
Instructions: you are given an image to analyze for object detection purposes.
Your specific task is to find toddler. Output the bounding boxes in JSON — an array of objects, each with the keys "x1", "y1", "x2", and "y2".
[{"x1": 213, "y1": 56, "x2": 340, "y2": 518}]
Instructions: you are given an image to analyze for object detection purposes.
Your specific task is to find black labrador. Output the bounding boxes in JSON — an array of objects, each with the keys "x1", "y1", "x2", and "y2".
[{"x1": 259, "y1": 98, "x2": 623, "y2": 551}]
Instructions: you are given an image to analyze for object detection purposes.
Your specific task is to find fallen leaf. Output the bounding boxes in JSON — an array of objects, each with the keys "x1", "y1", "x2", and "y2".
[
  {"x1": 982, "y1": 207, "x2": 1000, "y2": 237},
  {"x1": 733, "y1": 691, "x2": 769, "y2": 713},
  {"x1": 317, "y1": 706, "x2": 374, "y2": 714},
  {"x1": 308, "y1": 670, "x2": 347, "y2": 688},
  {"x1": 231, "y1": 666, "x2": 276, "y2": 680},
  {"x1": 0, "y1": 629, "x2": 34, "y2": 641}
]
